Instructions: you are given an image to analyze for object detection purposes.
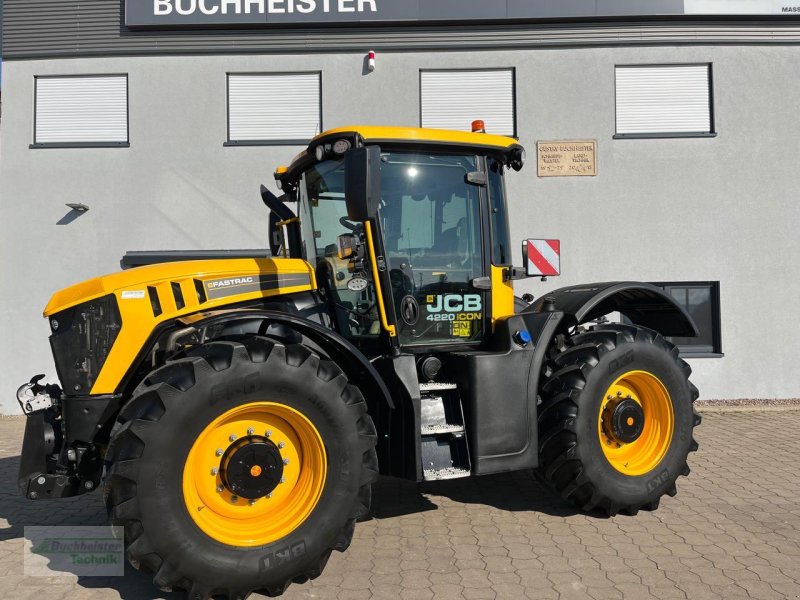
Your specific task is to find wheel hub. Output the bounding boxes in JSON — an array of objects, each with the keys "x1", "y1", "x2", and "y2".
[
  {"x1": 220, "y1": 436, "x2": 284, "y2": 500},
  {"x1": 602, "y1": 398, "x2": 645, "y2": 444}
]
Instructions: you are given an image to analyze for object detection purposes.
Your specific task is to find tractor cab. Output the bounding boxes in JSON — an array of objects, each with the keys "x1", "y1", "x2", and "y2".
[{"x1": 274, "y1": 126, "x2": 527, "y2": 353}]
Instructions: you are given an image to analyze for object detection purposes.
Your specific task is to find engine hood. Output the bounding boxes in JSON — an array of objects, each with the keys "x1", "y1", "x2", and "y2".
[{"x1": 44, "y1": 258, "x2": 316, "y2": 317}]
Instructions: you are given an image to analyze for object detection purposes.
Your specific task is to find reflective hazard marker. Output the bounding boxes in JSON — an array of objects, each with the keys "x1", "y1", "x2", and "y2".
[{"x1": 525, "y1": 239, "x2": 561, "y2": 277}]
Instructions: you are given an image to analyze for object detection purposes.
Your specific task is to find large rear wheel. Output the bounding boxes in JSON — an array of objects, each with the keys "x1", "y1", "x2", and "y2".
[
  {"x1": 104, "y1": 336, "x2": 377, "y2": 599},
  {"x1": 537, "y1": 324, "x2": 700, "y2": 515}
]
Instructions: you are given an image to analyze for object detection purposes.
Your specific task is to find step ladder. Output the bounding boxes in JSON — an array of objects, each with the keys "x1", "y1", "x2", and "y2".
[{"x1": 419, "y1": 382, "x2": 471, "y2": 481}]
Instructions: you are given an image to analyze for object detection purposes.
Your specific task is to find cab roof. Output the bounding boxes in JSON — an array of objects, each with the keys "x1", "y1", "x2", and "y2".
[{"x1": 275, "y1": 125, "x2": 524, "y2": 185}]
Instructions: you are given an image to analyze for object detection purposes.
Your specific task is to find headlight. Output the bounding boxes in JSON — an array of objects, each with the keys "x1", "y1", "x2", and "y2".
[{"x1": 49, "y1": 295, "x2": 122, "y2": 394}]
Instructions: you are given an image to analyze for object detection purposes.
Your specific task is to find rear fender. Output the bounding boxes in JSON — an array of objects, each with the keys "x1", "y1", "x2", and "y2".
[{"x1": 529, "y1": 281, "x2": 698, "y2": 338}]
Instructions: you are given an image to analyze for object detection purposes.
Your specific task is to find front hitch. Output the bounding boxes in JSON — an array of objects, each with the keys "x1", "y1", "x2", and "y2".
[
  {"x1": 17, "y1": 376, "x2": 105, "y2": 500},
  {"x1": 16, "y1": 374, "x2": 58, "y2": 415}
]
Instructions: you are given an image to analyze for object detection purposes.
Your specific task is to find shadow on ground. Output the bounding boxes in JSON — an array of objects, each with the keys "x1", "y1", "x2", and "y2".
[{"x1": 370, "y1": 469, "x2": 585, "y2": 520}]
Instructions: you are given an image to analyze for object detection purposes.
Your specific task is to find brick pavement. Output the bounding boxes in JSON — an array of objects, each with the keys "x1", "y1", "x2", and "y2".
[{"x1": 1, "y1": 409, "x2": 799, "y2": 599}]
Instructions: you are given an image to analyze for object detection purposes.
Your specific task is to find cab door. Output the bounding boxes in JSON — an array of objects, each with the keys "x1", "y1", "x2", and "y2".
[{"x1": 377, "y1": 152, "x2": 490, "y2": 348}]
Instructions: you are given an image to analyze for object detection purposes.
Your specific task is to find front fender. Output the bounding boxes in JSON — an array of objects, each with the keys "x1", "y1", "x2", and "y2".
[
  {"x1": 530, "y1": 281, "x2": 698, "y2": 338},
  {"x1": 173, "y1": 309, "x2": 395, "y2": 410}
]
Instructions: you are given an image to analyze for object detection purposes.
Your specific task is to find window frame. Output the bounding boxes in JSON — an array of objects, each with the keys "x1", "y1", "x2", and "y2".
[
  {"x1": 31, "y1": 74, "x2": 130, "y2": 149},
  {"x1": 651, "y1": 281, "x2": 723, "y2": 358},
  {"x1": 419, "y1": 67, "x2": 518, "y2": 138},
  {"x1": 224, "y1": 71, "x2": 323, "y2": 147},
  {"x1": 613, "y1": 63, "x2": 716, "y2": 140}
]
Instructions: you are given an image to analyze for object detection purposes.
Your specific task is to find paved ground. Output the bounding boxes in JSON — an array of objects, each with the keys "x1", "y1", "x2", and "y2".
[{"x1": 1, "y1": 409, "x2": 799, "y2": 600}]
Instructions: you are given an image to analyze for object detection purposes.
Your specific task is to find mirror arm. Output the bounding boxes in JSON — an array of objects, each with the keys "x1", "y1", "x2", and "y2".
[
  {"x1": 261, "y1": 185, "x2": 302, "y2": 257},
  {"x1": 504, "y1": 267, "x2": 530, "y2": 282}
]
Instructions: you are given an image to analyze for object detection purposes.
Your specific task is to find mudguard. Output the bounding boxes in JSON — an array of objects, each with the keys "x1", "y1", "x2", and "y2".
[
  {"x1": 166, "y1": 309, "x2": 395, "y2": 410},
  {"x1": 529, "y1": 281, "x2": 698, "y2": 338}
]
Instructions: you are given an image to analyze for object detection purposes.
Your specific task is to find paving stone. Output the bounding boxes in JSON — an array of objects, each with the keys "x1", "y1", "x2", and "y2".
[{"x1": 0, "y1": 411, "x2": 797, "y2": 599}]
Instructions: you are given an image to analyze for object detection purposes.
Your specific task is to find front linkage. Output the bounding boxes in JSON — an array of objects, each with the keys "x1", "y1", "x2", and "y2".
[{"x1": 17, "y1": 375, "x2": 117, "y2": 500}]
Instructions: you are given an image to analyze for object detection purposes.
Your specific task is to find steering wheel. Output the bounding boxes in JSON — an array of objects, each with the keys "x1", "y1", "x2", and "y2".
[{"x1": 339, "y1": 216, "x2": 359, "y2": 231}]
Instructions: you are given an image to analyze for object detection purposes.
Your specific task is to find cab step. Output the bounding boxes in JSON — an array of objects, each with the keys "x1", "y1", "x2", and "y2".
[
  {"x1": 423, "y1": 466, "x2": 471, "y2": 481},
  {"x1": 420, "y1": 382, "x2": 471, "y2": 481}
]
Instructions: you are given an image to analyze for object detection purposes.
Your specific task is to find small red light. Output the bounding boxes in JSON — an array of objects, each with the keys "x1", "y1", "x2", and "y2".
[{"x1": 472, "y1": 120, "x2": 486, "y2": 133}]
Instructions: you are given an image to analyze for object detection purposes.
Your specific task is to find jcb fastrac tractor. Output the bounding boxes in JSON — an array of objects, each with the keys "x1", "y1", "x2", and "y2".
[{"x1": 18, "y1": 126, "x2": 700, "y2": 598}]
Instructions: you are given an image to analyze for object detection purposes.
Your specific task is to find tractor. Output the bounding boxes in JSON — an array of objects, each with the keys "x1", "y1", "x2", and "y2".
[{"x1": 17, "y1": 125, "x2": 700, "y2": 598}]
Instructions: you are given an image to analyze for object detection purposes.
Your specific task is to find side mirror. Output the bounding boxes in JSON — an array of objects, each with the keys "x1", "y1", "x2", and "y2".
[
  {"x1": 268, "y1": 212, "x2": 285, "y2": 257},
  {"x1": 523, "y1": 239, "x2": 561, "y2": 277},
  {"x1": 345, "y1": 145, "x2": 382, "y2": 221}
]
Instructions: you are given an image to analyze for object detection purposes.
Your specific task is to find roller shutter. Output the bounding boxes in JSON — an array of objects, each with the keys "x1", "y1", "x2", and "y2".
[
  {"x1": 228, "y1": 73, "x2": 322, "y2": 144},
  {"x1": 615, "y1": 65, "x2": 713, "y2": 136},
  {"x1": 421, "y1": 69, "x2": 516, "y2": 137},
  {"x1": 34, "y1": 75, "x2": 128, "y2": 145}
]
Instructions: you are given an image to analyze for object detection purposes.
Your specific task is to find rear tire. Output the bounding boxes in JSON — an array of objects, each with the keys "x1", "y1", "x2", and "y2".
[
  {"x1": 104, "y1": 336, "x2": 377, "y2": 599},
  {"x1": 537, "y1": 324, "x2": 700, "y2": 516}
]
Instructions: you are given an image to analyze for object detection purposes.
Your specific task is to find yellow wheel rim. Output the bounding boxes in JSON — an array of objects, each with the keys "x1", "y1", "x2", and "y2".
[
  {"x1": 598, "y1": 370, "x2": 674, "y2": 476},
  {"x1": 182, "y1": 402, "x2": 327, "y2": 547}
]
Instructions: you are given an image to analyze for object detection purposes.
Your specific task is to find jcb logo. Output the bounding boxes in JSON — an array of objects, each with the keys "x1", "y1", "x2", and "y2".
[{"x1": 428, "y1": 294, "x2": 482, "y2": 313}]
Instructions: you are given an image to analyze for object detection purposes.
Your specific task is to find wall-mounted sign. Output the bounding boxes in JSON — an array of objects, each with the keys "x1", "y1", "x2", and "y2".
[
  {"x1": 537, "y1": 140, "x2": 597, "y2": 178},
  {"x1": 124, "y1": 0, "x2": 800, "y2": 28}
]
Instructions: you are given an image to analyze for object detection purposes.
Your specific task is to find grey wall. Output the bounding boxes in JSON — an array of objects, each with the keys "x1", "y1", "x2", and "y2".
[{"x1": 1, "y1": 44, "x2": 799, "y2": 413}]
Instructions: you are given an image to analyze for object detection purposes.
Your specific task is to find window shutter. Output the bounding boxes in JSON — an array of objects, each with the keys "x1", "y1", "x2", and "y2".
[
  {"x1": 615, "y1": 65, "x2": 712, "y2": 136},
  {"x1": 228, "y1": 73, "x2": 321, "y2": 143},
  {"x1": 421, "y1": 69, "x2": 516, "y2": 137},
  {"x1": 35, "y1": 75, "x2": 128, "y2": 144}
]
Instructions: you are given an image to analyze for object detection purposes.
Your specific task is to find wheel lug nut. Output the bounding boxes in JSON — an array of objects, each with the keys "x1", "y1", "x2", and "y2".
[
  {"x1": 247, "y1": 427, "x2": 255, "y2": 435},
  {"x1": 217, "y1": 485, "x2": 224, "y2": 492},
  {"x1": 231, "y1": 495, "x2": 238, "y2": 503},
  {"x1": 229, "y1": 434, "x2": 237, "y2": 442},
  {"x1": 265, "y1": 430, "x2": 272, "y2": 438},
  {"x1": 280, "y1": 476, "x2": 286, "y2": 484},
  {"x1": 607, "y1": 395, "x2": 613, "y2": 400},
  {"x1": 215, "y1": 448, "x2": 223, "y2": 457},
  {"x1": 283, "y1": 458, "x2": 290, "y2": 465},
  {"x1": 211, "y1": 467, "x2": 219, "y2": 475},
  {"x1": 278, "y1": 441, "x2": 286, "y2": 449},
  {"x1": 249, "y1": 499, "x2": 257, "y2": 506},
  {"x1": 617, "y1": 391, "x2": 622, "y2": 397},
  {"x1": 267, "y1": 492, "x2": 273, "y2": 498}
]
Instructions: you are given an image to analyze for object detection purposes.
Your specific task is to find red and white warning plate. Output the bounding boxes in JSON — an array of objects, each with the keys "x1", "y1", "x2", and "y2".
[{"x1": 525, "y1": 239, "x2": 561, "y2": 277}]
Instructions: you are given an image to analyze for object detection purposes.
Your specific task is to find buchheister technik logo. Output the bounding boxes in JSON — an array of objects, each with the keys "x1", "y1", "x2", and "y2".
[{"x1": 24, "y1": 526, "x2": 124, "y2": 577}]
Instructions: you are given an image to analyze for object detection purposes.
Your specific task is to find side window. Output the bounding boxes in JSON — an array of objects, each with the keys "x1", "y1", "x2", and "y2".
[
  {"x1": 300, "y1": 160, "x2": 380, "y2": 338},
  {"x1": 488, "y1": 159, "x2": 512, "y2": 265}
]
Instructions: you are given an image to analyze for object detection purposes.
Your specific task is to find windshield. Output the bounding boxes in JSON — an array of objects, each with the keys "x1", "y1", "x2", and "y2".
[{"x1": 300, "y1": 151, "x2": 484, "y2": 345}]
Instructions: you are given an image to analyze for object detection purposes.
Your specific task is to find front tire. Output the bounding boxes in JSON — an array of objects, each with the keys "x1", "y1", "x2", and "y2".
[
  {"x1": 104, "y1": 336, "x2": 377, "y2": 599},
  {"x1": 537, "y1": 324, "x2": 700, "y2": 516}
]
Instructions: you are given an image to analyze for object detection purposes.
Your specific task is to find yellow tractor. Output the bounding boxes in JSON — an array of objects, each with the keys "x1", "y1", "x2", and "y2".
[{"x1": 17, "y1": 126, "x2": 700, "y2": 598}]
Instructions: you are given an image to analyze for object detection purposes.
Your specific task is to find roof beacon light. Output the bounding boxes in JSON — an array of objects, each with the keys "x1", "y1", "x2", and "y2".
[
  {"x1": 367, "y1": 51, "x2": 376, "y2": 72},
  {"x1": 472, "y1": 120, "x2": 486, "y2": 133}
]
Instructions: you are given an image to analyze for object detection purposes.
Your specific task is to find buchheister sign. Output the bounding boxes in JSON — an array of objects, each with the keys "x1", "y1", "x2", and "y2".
[
  {"x1": 127, "y1": 0, "x2": 385, "y2": 26},
  {"x1": 124, "y1": 0, "x2": 800, "y2": 28},
  {"x1": 537, "y1": 140, "x2": 597, "y2": 178}
]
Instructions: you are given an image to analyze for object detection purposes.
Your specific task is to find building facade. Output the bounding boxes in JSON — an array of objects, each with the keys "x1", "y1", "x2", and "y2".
[{"x1": 1, "y1": 1, "x2": 799, "y2": 413}]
